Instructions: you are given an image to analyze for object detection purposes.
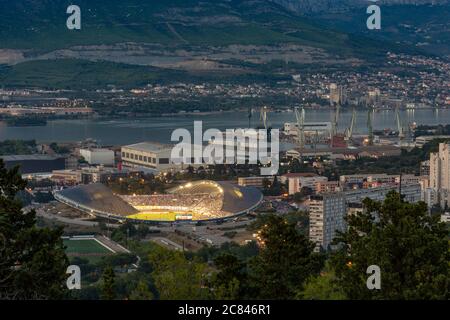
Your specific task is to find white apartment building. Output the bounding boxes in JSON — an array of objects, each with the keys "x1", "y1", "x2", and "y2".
[
  {"x1": 309, "y1": 184, "x2": 421, "y2": 251},
  {"x1": 340, "y1": 173, "x2": 423, "y2": 186},
  {"x1": 429, "y1": 143, "x2": 450, "y2": 208},
  {"x1": 237, "y1": 176, "x2": 276, "y2": 188},
  {"x1": 345, "y1": 184, "x2": 421, "y2": 204},
  {"x1": 282, "y1": 173, "x2": 328, "y2": 195},
  {"x1": 309, "y1": 193, "x2": 347, "y2": 251},
  {"x1": 121, "y1": 142, "x2": 204, "y2": 172},
  {"x1": 80, "y1": 148, "x2": 115, "y2": 166}
]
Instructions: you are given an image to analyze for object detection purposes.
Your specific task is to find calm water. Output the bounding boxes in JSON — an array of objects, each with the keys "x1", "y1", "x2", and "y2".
[{"x1": 0, "y1": 109, "x2": 447, "y2": 146}]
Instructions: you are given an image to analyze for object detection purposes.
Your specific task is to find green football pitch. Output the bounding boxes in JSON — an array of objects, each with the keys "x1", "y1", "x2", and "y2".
[{"x1": 64, "y1": 239, "x2": 113, "y2": 263}]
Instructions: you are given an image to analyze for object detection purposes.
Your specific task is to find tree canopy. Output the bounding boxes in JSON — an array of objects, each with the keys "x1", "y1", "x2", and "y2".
[
  {"x1": 0, "y1": 160, "x2": 68, "y2": 299},
  {"x1": 331, "y1": 191, "x2": 449, "y2": 300}
]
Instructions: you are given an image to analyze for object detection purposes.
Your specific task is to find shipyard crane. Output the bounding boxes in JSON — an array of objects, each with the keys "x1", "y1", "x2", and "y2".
[
  {"x1": 295, "y1": 107, "x2": 306, "y2": 149},
  {"x1": 396, "y1": 107, "x2": 405, "y2": 140},
  {"x1": 344, "y1": 108, "x2": 357, "y2": 141},
  {"x1": 331, "y1": 103, "x2": 341, "y2": 136},
  {"x1": 260, "y1": 106, "x2": 270, "y2": 130},
  {"x1": 367, "y1": 107, "x2": 374, "y2": 146}
]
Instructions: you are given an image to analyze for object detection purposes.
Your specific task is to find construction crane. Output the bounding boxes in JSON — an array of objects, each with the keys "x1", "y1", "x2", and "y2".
[
  {"x1": 295, "y1": 107, "x2": 306, "y2": 149},
  {"x1": 260, "y1": 106, "x2": 270, "y2": 130},
  {"x1": 344, "y1": 108, "x2": 357, "y2": 141}
]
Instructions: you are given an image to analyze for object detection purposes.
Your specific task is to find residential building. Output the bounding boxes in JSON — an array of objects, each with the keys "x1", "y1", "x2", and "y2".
[
  {"x1": 309, "y1": 193, "x2": 347, "y2": 251},
  {"x1": 80, "y1": 148, "x2": 115, "y2": 166},
  {"x1": 237, "y1": 176, "x2": 276, "y2": 188},
  {"x1": 281, "y1": 173, "x2": 328, "y2": 194}
]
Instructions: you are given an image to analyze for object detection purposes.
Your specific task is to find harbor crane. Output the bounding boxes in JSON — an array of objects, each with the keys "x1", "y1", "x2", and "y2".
[
  {"x1": 344, "y1": 108, "x2": 357, "y2": 142},
  {"x1": 396, "y1": 107, "x2": 405, "y2": 140},
  {"x1": 331, "y1": 103, "x2": 341, "y2": 136},
  {"x1": 295, "y1": 107, "x2": 306, "y2": 149},
  {"x1": 260, "y1": 106, "x2": 270, "y2": 130},
  {"x1": 367, "y1": 106, "x2": 374, "y2": 146}
]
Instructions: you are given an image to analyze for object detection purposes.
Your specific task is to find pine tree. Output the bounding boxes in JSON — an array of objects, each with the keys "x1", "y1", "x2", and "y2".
[
  {"x1": 248, "y1": 214, "x2": 324, "y2": 299},
  {"x1": 0, "y1": 160, "x2": 68, "y2": 299},
  {"x1": 129, "y1": 280, "x2": 154, "y2": 300},
  {"x1": 100, "y1": 266, "x2": 116, "y2": 300},
  {"x1": 331, "y1": 191, "x2": 449, "y2": 300}
]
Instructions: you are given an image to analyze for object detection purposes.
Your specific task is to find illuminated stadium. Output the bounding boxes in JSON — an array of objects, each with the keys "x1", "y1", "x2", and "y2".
[{"x1": 54, "y1": 180, "x2": 263, "y2": 223}]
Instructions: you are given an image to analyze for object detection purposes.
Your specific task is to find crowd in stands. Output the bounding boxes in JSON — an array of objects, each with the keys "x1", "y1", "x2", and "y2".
[{"x1": 120, "y1": 192, "x2": 225, "y2": 218}]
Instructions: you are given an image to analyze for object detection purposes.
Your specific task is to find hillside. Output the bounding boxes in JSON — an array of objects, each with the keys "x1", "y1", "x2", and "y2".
[
  {"x1": 0, "y1": 0, "x2": 393, "y2": 54},
  {"x1": 0, "y1": 0, "x2": 433, "y2": 89}
]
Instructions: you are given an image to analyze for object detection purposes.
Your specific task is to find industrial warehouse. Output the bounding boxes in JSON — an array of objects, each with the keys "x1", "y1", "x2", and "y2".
[{"x1": 54, "y1": 180, "x2": 263, "y2": 223}]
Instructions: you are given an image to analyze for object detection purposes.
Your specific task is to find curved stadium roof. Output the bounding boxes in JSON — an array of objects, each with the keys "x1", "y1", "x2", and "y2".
[{"x1": 55, "y1": 183, "x2": 138, "y2": 216}]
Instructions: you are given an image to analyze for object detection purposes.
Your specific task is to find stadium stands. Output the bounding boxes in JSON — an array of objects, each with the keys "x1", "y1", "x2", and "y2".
[{"x1": 54, "y1": 180, "x2": 263, "y2": 223}]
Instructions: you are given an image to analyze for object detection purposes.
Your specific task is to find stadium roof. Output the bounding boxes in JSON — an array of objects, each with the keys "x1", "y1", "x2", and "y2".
[{"x1": 55, "y1": 183, "x2": 138, "y2": 216}]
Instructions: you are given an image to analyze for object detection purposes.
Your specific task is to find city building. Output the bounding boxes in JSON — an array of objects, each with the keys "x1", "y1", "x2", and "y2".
[
  {"x1": 80, "y1": 148, "x2": 115, "y2": 166},
  {"x1": 121, "y1": 142, "x2": 174, "y2": 172},
  {"x1": 345, "y1": 184, "x2": 421, "y2": 204},
  {"x1": 415, "y1": 136, "x2": 450, "y2": 148},
  {"x1": 237, "y1": 176, "x2": 276, "y2": 188},
  {"x1": 429, "y1": 143, "x2": 450, "y2": 208},
  {"x1": 340, "y1": 173, "x2": 423, "y2": 189},
  {"x1": 329, "y1": 83, "x2": 346, "y2": 105},
  {"x1": 308, "y1": 184, "x2": 421, "y2": 250},
  {"x1": 283, "y1": 121, "x2": 332, "y2": 142},
  {"x1": 347, "y1": 202, "x2": 364, "y2": 216},
  {"x1": 51, "y1": 166, "x2": 134, "y2": 185},
  {"x1": 422, "y1": 187, "x2": 438, "y2": 208},
  {"x1": 315, "y1": 180, "x2": 341, "y2": 194},
  {"x1": 420, "y1": 160, "x2": 430, "y2": 176},
  {"x1": 121, "y1": 142, "x2": 204, "y2": 173},
  {"x1": 281, "y1": 173, "x2": 328, "y2": 195},
  {"x1": 1, "y1": 154, "x2": 68, "y2": 174},
  {"x1": 309, "y1": 193, "x2": 347, "y2": 250}
]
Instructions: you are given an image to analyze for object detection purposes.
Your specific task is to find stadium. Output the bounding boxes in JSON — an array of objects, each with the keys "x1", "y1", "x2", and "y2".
[{"x1": 54, "y1": 180, "x2": 263, "y2": 223}]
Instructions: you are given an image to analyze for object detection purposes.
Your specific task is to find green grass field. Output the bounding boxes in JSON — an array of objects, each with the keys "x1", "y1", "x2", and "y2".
[{"x1": 64, "y1": 238, "x2": 113, "y2": 263}]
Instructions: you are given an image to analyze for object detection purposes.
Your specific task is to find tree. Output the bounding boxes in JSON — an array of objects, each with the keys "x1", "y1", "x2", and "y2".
[
  {"x1": 209, "y1": 254, "x2": 247, "y2": 300},
  {"x1": 147, "y1": 246, "x2": 208, "y2": 300},
  {"x1": 298, "y1": 263, "x2": 347, "y2": 300},
  {"x1": 331, "y1": 191, "x2": 449, "y2": 300},
  {"x1": 137, "y1": 224, "x2": 149, "y2": 239},
  {"x1": 0, "y1": 160, "x2": 68, "y2": 299},
  {"x1": 248, "y1": 214, "x2": 324, "y2": 299},
  {"x1": 100, "y1": 266, "x2": 116, "y2": 300},
  {"x1": 129, "y1": 280, "x2": 154, "y2": 300}
]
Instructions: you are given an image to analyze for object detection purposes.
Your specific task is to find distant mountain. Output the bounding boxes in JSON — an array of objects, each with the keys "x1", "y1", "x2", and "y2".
[
  {"x1": 271, "y1": 0, "x2": 449, "y2": 13},
  {"x1": 0, "y1": 0, "x2": 439, "y2": 89},
  {"x1": 0, "y1": 0, "x2": 398, "y2": 54}
]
